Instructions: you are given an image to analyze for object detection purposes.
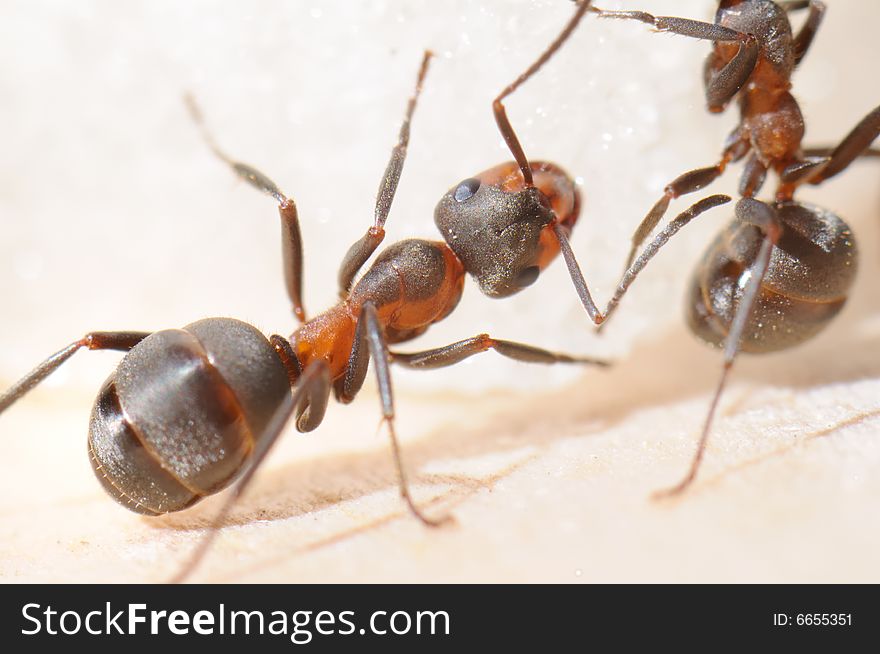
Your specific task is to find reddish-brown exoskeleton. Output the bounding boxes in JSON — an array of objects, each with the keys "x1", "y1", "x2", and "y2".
[{"x1": 573, "y1": 0, "x2": 880, "y2": 496}]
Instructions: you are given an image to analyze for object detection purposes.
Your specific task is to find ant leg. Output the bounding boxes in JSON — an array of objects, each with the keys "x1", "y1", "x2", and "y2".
[
  {"x1": 780, "y1": 156, "x2": 831, "y2": 188},
  {"x1": 0, "y1": 331, "x2": 150, "y2": 414},
  {"x1": 589, "y1": 6, "x2": 759, "y2": 111},
  {"x1": 767, "y1": 2, "x2": 828, "y2": 189},
  {"x1": 170, "y1": 361, "x2": 330, "y2": 584},
  {"x1": 786, "y1": 144, "x2": 880, "y2": 186},
  {"x1": 336, "y1": 302, "x2": 450, "y2": 527},
  {"x1": 804, "y1": 105, "x2": 880, "y2": 185},
  {"x1": 294, "y1": 370, "x2": 331, "y2": 433},
  {"x1": 790, "y1": 0, "x2": 826, "y2": 67},
  {"x1": 493, "y1": 0, "x2": 592, "y2": 186},
  {"x1": 802, "y1": 146, "x2": 880, "y2": 159},
  {"x1": 601, "y1": 195, "x2": 732, "y2": 329},
  {"x1": 268, "y1": 334, "x2": 330, "y2": 433},
  {"x1": 654, "y1": 199, "x2": 781, "y2": 499},
  {"x1": 269, "y1": 334, "x2": 301, "y2": 388},
  {"x1": 337, "y1": 51, "x2": 433, "y2": 295},
  {"x1": 390, "y1": 335, "x2": 609, "y2": 369},
  {"x1": 620, "y1": 131, "x2": 748, "y2": 274},
  {"x1": 778, "y1": 0, "x2": 812, "y2": 9},
  {"x1": 739, "y1": 154, "x2": 768, "y2": 198},
  {"x1": 184, "y1": 94, "x2": 307, "y2": 322}
]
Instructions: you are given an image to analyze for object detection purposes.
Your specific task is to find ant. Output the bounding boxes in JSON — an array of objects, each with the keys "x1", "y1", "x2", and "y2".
[
  {"x1": 7, "y1": 1, "x2": 715, "y2": 581},
  {"x1": 549, "y1": 0, "x2": 880, "y2": 497}
]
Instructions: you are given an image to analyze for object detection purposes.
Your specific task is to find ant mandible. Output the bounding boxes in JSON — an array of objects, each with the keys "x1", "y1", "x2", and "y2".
[
  {"x1": 561, "y1": 0, "x2": 880, "y2": 496},
  {"x1": 4, "y1": 1, "x2": 710, "y2": 582}
]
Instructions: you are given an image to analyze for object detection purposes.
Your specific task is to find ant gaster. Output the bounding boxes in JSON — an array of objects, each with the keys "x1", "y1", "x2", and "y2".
[{"x1": 570, "y1": 0, "x2": 880, "y2": 496}]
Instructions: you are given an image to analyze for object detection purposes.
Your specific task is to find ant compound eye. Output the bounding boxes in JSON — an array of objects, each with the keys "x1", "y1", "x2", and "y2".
[
  {"x1": 453, "y1": 178, "x2": 481, "y2": 202},
  {"x1": 515, "y1": 266, "x2": 540, "y2": 288}
]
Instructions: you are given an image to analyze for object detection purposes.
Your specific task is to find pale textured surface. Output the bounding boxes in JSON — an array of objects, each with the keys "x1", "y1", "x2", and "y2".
[{"x1": 0, "y1": 0, "x2": 878, "y2": 583}]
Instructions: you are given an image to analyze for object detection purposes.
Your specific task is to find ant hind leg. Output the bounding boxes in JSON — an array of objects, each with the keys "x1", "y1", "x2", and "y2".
[
  {"x1": 170, "y1": 361, "x2": 331, "y2": 583},
  {"x1": 0, "y1": 331, "x2": 150, "y2": 414},
  {"x1": 653, "y1": 199, "x2": 782, "y2": 499}
]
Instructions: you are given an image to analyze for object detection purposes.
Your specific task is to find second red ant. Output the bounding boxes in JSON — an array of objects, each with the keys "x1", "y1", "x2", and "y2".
[{"x1": 575, "y1": 0, "x2": 880, "y2": 495}]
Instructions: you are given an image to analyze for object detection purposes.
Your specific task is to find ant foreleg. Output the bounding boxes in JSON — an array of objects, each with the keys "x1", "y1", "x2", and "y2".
[
  {"x1": 620, "y1": 131, "x2": 748, "y2": 273},
  {"x1": 294, "y1": 371, "x2": 331, "y2": 435},
  {"x1": 337, "y1": 51, "x2": 433, "y2": 295},
  {"x1": 269, "y1": 334, "x2": 330, "y2": 433},
  {"x1": 390, "y1": 334, "x2": 609, "y2": 369},
  {"x1": 184, "y1": 94, "x2": 307, "y2": 322},
  {"x1": 170, "y1": 361, "x2": 330, "y2": 584},
  {"x1": 0, "y1": 331, "x2": 150, "y2": 414},
  {"x1": 622, "y1": 163, "x2": 729, "y2": 272},
  {"x1": 589, "y1": 5, "x2": 759, "y2": 112},
  {"x1": 492, "y1": 0, "x2": 592, "y2": 187},
  {"x1": 600, "y1": 195, "x2": 731, "y2": 330},
  {"x1": 790, "y1": 0, "x2": 826, "y2": 67},
  {"x1": 653, "y1": 199, "x2": 781, "y2": 500}
]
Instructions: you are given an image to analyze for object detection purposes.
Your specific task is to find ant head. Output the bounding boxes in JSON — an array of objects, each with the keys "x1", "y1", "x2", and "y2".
[{"x1": 434, "y1": 161, "x2": 579, "y2": 298}]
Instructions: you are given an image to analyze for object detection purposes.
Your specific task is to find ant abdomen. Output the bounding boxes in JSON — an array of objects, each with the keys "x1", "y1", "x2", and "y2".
[
  {"x1": 687, "y1": 202, "x2": 858, "y2": 353},
  {"x1": 88, "y1": 318, "x2": 290, "y2": 515}
]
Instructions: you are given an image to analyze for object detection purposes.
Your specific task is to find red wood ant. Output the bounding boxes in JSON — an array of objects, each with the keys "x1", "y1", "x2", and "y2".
[
  {"x1": 562, "y1": 0, "x2": 880, "y2": 496},
  {"x1": 1, "y1": 51, "x2": 581, "y2": 583},
  {"x1": 10, "y1": 1, "x2": 728, "y2": 581}
]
